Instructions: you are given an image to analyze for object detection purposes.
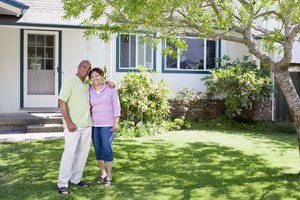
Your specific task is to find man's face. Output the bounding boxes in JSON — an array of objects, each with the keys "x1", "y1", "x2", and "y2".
[{"x1": 77, "y1": 63, "x2": 91, "y2": 79}]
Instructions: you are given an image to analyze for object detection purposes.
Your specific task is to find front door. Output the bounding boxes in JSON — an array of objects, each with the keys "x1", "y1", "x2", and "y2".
[{"x1": 23, "y1": 30, "x2": 59, "y2": 108}]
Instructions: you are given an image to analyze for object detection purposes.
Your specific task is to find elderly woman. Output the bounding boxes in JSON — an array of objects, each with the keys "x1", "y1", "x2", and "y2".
[{"x1": 89, "y1": 67, "x2": 121, "y2": 187}]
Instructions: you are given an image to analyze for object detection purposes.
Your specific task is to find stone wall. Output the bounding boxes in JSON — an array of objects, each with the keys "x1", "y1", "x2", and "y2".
[
  {"x1": 169, "y1": 99, "x2": 272, "y2": 121},
  {"x1": 169, "y1": 99, "x2": 224, "y2": 120},
  {"x1": 239, "y1": 100, "x2": 272, "y2": 121}
]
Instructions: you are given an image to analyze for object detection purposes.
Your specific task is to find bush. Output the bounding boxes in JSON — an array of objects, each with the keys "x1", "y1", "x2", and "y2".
[
  {"x1": 204, "y1": 55, "x2": 273, "y2": 119},
  {"x1": 118, "y1": 66, "x2": 171, "y2": 137},
  {"x1": 161, "y1": 118, "x2": 192, "y2": 131},
  {"x1": 172, "y1": 87, "x2": 203, "y2": 119}
]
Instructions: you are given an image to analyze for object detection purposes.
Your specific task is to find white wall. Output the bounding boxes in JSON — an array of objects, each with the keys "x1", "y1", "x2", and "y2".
[
  {"x1": 62, "y1": 29, "x2": 105, "y2": 80},
  {"x1": 292, "y1": 41, "x2": 300, "y2": 63},
  {"x1": 0, "y1": 27, "x2": 21, "y2": 113},
  {"x1": 108, "y1": 35, "x2": 251, "y2": 95},
  {"x1": 61, "y1": 29, "x2": 107, "y2": 80},
  {"x1": 0, "y1": 25, "x2": 284, "y2": 113}
]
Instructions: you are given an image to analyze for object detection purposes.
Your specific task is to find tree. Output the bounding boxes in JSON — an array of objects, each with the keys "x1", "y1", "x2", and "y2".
[{"x1": 63, "y1": 0, "x2": 300, "y2": 151}]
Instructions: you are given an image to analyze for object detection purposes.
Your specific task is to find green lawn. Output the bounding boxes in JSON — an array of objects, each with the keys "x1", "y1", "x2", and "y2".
[{"x1": 1, "y1": 128, "x2": 300, "y2": 200}]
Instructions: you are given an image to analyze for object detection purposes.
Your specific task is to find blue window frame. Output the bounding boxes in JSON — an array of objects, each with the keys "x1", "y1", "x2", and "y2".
[
  {"x1": 116, "y1": 34, "x2": 156, "y2": 72},
  {"x1": 162, "y1": 37, "x2": 219, "y2": 74}
]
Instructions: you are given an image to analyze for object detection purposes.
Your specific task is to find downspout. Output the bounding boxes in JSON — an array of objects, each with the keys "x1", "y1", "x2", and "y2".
[
  {"x1": 110, "y1": 38, "x2": 113, "y2": 81},
  {"x1": 271, "y1": 72, "x2": 275, "y2": 121}
]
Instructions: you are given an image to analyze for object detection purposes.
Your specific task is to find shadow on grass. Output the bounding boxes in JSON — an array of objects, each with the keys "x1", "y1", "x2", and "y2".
[{"x1": 1, "y1": 138, "x2": 300, "y2": 199}]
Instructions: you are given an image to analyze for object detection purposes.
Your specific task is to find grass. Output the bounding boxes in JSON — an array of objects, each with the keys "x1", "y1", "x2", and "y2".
[{"x1": 1, "y1": 122, "x2": 300, "y2": 200}]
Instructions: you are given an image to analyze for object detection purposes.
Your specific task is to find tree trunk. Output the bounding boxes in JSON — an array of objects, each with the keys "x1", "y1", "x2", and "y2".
[{"x1": 274, "y1": 68, "x2": 300, "y2": 154}]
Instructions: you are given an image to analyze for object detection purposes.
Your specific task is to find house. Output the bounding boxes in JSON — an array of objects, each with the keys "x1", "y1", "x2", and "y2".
[{"x1": 3, "y1": 0, "x2": 298, "y2": 121}]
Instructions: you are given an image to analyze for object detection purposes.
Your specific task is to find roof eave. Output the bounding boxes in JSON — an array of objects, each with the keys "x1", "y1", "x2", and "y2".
[{"x1": 0, "y1": 0, "x2": 29, "y2": 17}]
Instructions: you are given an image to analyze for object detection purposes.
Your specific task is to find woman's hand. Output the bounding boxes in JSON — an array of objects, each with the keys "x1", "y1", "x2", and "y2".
[{"x1": 112, "y1": 123, "x2": 119, "y2": 133}]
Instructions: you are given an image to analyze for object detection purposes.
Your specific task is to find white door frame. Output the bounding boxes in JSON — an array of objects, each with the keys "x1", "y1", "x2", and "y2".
[{"x1": 23, "y1": 30, "x2": 59, "y2": 108}]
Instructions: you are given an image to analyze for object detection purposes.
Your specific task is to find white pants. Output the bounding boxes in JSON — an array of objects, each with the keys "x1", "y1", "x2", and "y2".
[{"x1": 57, "y1": 127, "x2": 92, "y2": 188}]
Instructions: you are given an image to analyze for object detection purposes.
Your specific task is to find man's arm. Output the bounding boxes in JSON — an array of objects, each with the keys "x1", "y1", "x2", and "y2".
[{"x1": 59, "y1": 99, "x2": 77, "y2": 132}]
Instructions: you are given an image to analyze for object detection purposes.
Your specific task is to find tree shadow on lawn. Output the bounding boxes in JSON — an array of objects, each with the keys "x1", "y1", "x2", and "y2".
[{"x1": 1, "y1": 138, "x2": 300, "y2": 200}]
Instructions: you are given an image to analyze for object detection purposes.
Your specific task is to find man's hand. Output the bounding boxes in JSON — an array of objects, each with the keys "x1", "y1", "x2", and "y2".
[
  {"x1": 105, "y1": 80, "x2": 115, "y2": 89},
  {"x1": 67, "y1": 122, "x2": 77, "y2": 132}
]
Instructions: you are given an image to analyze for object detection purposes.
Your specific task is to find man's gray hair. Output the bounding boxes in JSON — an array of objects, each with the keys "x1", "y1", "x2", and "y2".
[{"x1": 79, "y1": 60, "x2": 91, "y2": 67}]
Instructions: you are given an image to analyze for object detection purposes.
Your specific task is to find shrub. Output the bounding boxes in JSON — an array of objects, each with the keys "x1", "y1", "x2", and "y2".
[
  {"x1": 118, "y1": 66, "x2": 171, "y2": 136},
  {"x1": 172, "y1": 86, "x2": 203, "y2": 119},
  {"x1": 161, "y1": 118, "x2": 192, "y2": 131},
  {"x1": 204, "y1": 55, "x2": 273, "y2": 119}
]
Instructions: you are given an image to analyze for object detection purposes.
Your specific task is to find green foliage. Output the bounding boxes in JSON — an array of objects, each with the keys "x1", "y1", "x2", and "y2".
[
  {"x1": 204, "y1": 56, "x2": 273, "y2": 119},
  {"x1": 118, "y1": 66, "x2": 171, "y2": 137},
  {"x1": 102, "y1": 65, "x2": 107, "y2": 82},
  {"x1": 161, "y1": 118, "x2": 192, "y2": 131}
]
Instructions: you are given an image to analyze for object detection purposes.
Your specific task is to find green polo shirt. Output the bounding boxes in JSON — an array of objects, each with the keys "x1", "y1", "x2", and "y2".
[{"x1": 58, "y1": 75, "x2": 92, "y2": 128}]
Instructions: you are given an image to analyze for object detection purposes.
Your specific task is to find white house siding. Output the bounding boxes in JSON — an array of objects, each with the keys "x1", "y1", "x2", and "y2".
[
  {"x1": 0, "y1": 26, "x2": 255, "y2": 113},
  {"x1": 108, "y1": 35, "x2": 251, "y2": 95},
  {"x1": 292, "y1": 42, "x2": 300, "y2": 63},
  {"x1": 60, "y1": 29, "x2": 107, "y2": 80},
  {"x1": 0, "y1": 26, "x2": 108, "y2": 113},
  {"x1": 0, "y1": 26, "x2": 21, "y2": 113}
]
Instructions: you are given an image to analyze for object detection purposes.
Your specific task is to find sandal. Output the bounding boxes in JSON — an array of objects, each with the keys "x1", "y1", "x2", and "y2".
[
  {"x1": 96, "y1": 176, "x2": 106, "y2": 184},
  {"x1": 57, "y1": 187, "x2": 69, "y2": 195},
  {"x1": 104, "y1": 179, "x2": 112, "y2": 187}
]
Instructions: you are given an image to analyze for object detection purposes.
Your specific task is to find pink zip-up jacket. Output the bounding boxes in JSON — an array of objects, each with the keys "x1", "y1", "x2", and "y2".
[{"x1": 89, "y1": 85, "x2": 121, "y2": 126}]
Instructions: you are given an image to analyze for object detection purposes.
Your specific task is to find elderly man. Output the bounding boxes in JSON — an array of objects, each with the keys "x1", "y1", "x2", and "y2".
[{"x1": 57, "y1": 60, "x2": 93, "y2": 195}]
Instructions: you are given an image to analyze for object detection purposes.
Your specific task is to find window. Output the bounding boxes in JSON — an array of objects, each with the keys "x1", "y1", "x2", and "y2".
[
  {"x1": 163, "y1": 37, "x2": 218, "y2": 72},
  {"x1": 27, "y1": 34, "x2": 55, "y2": 70},
  {"x1": 117, "y1": 34, "x2": 155, "y2": 71}
]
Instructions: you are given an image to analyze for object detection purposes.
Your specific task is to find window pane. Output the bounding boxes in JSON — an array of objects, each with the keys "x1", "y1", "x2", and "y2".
[
  {"x1": 166, "y1": 40, "x2": 177, "y2": 69},
  {"x1": 120, "y1": 35, "x2": 129, "y2": 68},
  {"x1": 28, "y1": 58, "x2": 36, "y2": 70},
  {"x1": 37, "y1": 35, "x2": 45, "y2": 46},
  {"x1": 206, "y1": 40, "x2": 216, "y2": 69},
  {"x1": 46, "y1": 59, "x2": 54, "y2": 70},
  {"x1": 37, "y1": 47, "x2": 44, "y2": 58},
  {"x1": 138, "y1": 40, "x2": 144, "y2": 66},
  {"x1": 36, "y1": 59, "x2": 44, "y2": 70},
  {"x1": 145, "y1": 41, "x2": 152, "y2": 68},
  {"x1": 130, "y1": 36, "x2": 136, "y2": 68},
  {"x1": 119, "y1": 34, "x2": 153, "y2": 69},
  {"x1": 180, "y1": 38, "x2": 204, "y2": 70},
  {"x1": 28, "y1": 47, "x2": 35, "y2": 57},
  {"x1": 46, "y1": 48, "x2": 54, "y2": 58},
  {"x1": 46, "y1": 36, "x2": 54, "y2": 46},
  {"x1": 28, "y1": 35, "x2": 35, "y2": 46}
]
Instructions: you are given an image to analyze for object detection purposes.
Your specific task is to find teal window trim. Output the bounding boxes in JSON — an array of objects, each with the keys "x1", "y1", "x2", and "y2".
[
  {"x1": 20, "y1": 29, "x2": 24, "y2": 108},
  {"x1": 58, "y1": 31, "x2": 62, "y2": 94},
  {"x1": 218, "y1": 39, "x2": 221, "y2": 68},
  {"x1": 162, "y1": 37, "x2": 221, "y2": 74},
  {"x1": 116, "y1": 34, "x2": 156, "y2": 72}
]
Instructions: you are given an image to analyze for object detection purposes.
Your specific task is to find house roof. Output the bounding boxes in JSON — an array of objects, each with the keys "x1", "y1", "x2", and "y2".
[
  {"x1": 0, "y1": 0, "x2": 29, "y2": 16},
  {"x1": 0, "y1": 0, "x2": 104, "y2": 28}
]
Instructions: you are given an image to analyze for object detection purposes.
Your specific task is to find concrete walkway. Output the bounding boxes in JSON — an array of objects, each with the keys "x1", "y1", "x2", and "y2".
[{"x1": 0, "y1": 132, "x2": 64, "y2": 142}]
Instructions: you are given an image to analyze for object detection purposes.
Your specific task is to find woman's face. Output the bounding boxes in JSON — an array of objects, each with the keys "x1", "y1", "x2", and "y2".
[{"x1": 90, "y1": 71, "x2": 103, "y2": 86}]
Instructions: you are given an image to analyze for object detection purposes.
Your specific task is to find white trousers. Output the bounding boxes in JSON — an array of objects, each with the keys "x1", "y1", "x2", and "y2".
[{"x1": 57, "y1": 127, "x2": 92, "y2": 188}]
